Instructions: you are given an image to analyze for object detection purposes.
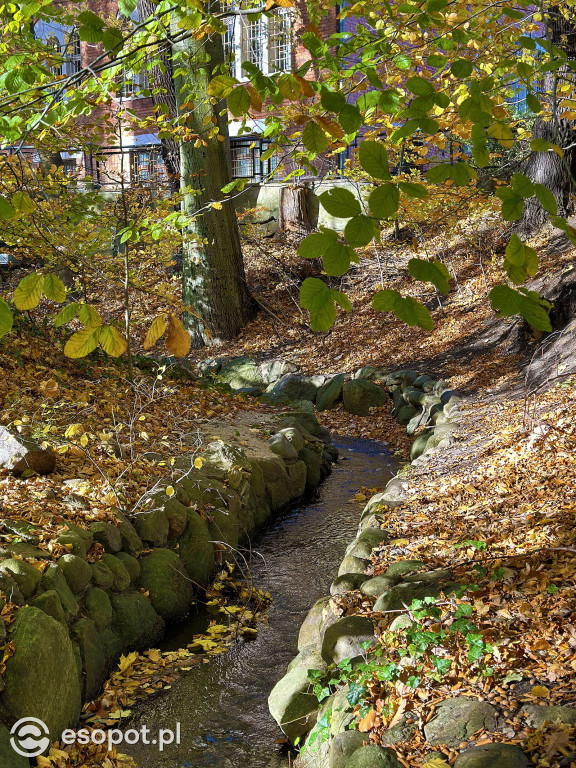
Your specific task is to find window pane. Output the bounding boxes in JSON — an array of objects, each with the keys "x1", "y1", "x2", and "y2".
[{"x1": 269, "y1": 9, "x2": 291, "y2": 72}]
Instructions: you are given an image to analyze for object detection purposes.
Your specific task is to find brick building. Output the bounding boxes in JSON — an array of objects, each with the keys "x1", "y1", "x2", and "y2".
[{"x1": 32, "y1": 1, "x2": 341, "y2": 189}]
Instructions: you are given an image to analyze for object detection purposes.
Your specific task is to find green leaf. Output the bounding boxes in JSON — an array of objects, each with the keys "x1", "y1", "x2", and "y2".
[
  {"x1": 228, "y1": 86, "x2": 251, "y2": 117},
  {"x1": 406, "y1": 76, "x2": 435, "y2": 96},
  {"x1": 526, "y1": 92, "x2": 542, "y2": 114},
  {"x1": 53, "y1": 302, "x2": 80, "y2": 327},
  {"x1": 11, "y1": 191, "x2": 34, "y2": 214},
  {"x1": 511, "y1": 173, "x2": 535, "y2": 199},
  {"x1": 530, "y1": 138, "x2": 563, "y2": 157},
  {"x1": 501, "y1": 195, "x2": 524, "y2": 221},
  {"x1": 321, "y1": 89, "x2": 346, "y2": 112},
  {"x1": 300, "y1": 277, "x2": 331, "y2": 310},
  {"x1": 489, "y1": 285, "x2": 551, "y2": 331},
  {"x1": 345, "y1": 215, "x2": 375, "y2": 247},
  {"x1": 42, "y1": 273, "x2": 67, "y2": 303},
  {"x1": 503, "y1": 234, "x2": 539, "y2": 284},
  {"x1": 298, "y1": 230, "x2": 338, "y2": 258},
  {"x1": 369, "y1": 184, "x2": 400, "y2": 219},
  {"x1": 207, "y1": 75, "x2": 238, "y2": 98},
  {"x1": 338, "y1": 103, "x2": 363, "y2": 134},
  {"x1": 0, "y1": 195, "x2": 16, "y2": 220},
  {"x1": 319, "y1": 188, "x2": 361, "y2": 219},
  {"x1": 379, "y1": 89, "x2": 401, "y2": 113},
  {"x1": 399, "y1": 181, "x2": 428, "y2": 199},
  {"x1": 534, "y1": 184, "x2": 558, "y2": 215},
  {"x1": 278, "y1": 73, "x2": 301, "y2": 100},
  {"x1": 394, "y1": 54, "x2": 412, "y2": 70},
  {"x1": 487, "y1": 121, "x2": 514, "y2": 148},
  {"x1": 408, "y1": 258, "x2": 450, "y2": 293},
  {"x1": 13, "y1": 273, "x2": 44, "y2": 310},
  {"x1": 323, "y1": 241, "x2": 353, "y2": 276},
  {"x1": 427, "y1": 53, "x2": 448, "y2": 69},
  {"x1": 451, "y1": 59, "x2": 474, "y2": 78},
  {"x1": 426, "y1": 162, "x2": 476, "y2": 186},
  {"x1": 302, "y1": 121, "x2": 328, "y2": 153},
  {"x1": 310, "y1": 301, "x2": 336, "y2": 331},
  {"x1": 331, "y1": 289, "x2": 352, "y2": 312},
  {"x1": 64, "y1": 326, "x2": 101, "y2": 358},
  {"x1": 0, "y1": 297, "x2": 13, "y2": 339},
  {"x1": 372, "y1": 290, "x2": 433, "y2": 330},
  {"x1": 118, "y1": 0, "x2": 137, "y2": 16},
  {"x1": 358, "y1": 141, "x2": 391, "y2": 180}
]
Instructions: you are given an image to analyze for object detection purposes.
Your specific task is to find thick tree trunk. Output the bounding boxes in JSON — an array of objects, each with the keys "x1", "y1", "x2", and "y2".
[
  {"x1": 137, "y1": 0, "x2": 180, "y2": 188},
  {"x1": 518, "y1": 6, "x2": 576, "y2": 234},
  {"x1": 173, "y1": 21, "x2": 255, "y2": 346},
  {"x1": 277, "y1": 184, "x2": 315, "y2": 236}
]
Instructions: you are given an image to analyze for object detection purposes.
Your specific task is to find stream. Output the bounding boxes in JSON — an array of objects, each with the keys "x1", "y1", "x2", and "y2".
[{"x1": 124, "y1": 436, "x2": 399, "y2": 768}]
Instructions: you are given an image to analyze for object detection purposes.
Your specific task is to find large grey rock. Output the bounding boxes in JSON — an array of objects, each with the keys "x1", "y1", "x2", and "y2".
[
  {"x1": 316, "y1": 374, "x2": 346, "y2": 411},
  {"x1": 277, "y1": 411, "x2": 332, "y2": 444},
  {"x1": 0, "y1": 559, "x2": 41, "y2": 598},
  {"x1": 330, "y1": 731, "x2": 367, "y2": 768},
  {"x1": 454, "y1": 744, "x2": 529, "y2": 768},
  {"x1": 338, "y1": 555, "x2": 369, "y2": 577},
  {"x1": 409, "y1": 432, "x2": 431, "y2": 461},
  {"x1": 342, "y1": 380, "x2": 387, "y2": 416},
  {"x1": 299, "y1": 447, "x2": 322, "y2": 492},
  {"x1": 380, "y1": 716, "x2": 416, "y2": 745},
  {"x1": 286, "y1": 459, "x2": 308, "y2": 498},
  {"x1": 0, "y1": 426, "x2": 56, "y2": 475},
  {"x1": 360, "y1": 575, "x2": 397, "y2": 597},
  {"x1": 266, "y1": 373, "x2": 320, "y2": 403},
  {"x1": 277, "y1": 426, "x2": 306, "y2": 453},
  {"x1": 197, "y1": 441, "x2": 251, "y2": 490},
  {"x1": 424, "y1": 697, "x2": 498, "y2": 747},
  {"x1": 260, "y1": 359, "x2": 299, "y2": 384},
  {"x1": 137, "y1": 548, "x2": 194, "y2": 621},
  {"x1": 2, "y1": 606, "x2": 82, "y2": 738},
  {"x1": 321, "y1": 615, "x2": 376, "y2": 663},
  {"x1": 522, "y1": 704, "x2": 576, "y2": 728},
  {"x1": 345, "y1": 745, "x2": 401, "y2": 767},
  {"x1": 331, "y1": 684, "x2": 354, "y2": 735},
  {"x1": 176, "y1": 510, "x2": 214, "y2": 586},
  {"x1": 110, "y1": 591, "x2": 164, "y2": 649},
  {"x1": 268, "y1": 433, "x2": 299, "y2": 460},
  {"x1": 268, "y1": 664, "x2": 319, "y2": 741},
  {"x1": 58, "y1": 553, "x2": 92, "y2": 594},
  {"x1": 287, "y1": 643, "x2": 327, "y2": 675},
  {"x1": 298, "y1": 596, "x2": 331, "y2": 651},
  {"x1": 218, "y1": 356, "x2": 264, "y2": 390}
]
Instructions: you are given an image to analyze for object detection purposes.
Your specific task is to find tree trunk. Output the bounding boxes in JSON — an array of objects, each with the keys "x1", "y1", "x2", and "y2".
[
  {"x1": 518, "y1": 6, "x2": 576, "y2": 234},
  {"x1": 172, "y1": 21, "x2": 256, "y2": 346},
  {"x1": 137, "y1": 0, "x2": 180, "y2": 188},
  {"x1": 277, "y1": 184, "x2": 315, "y2": 236}
]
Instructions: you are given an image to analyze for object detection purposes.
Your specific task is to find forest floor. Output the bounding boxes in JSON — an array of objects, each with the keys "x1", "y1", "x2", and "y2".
[{"x1": 1, "y1": 201, "x2": 576, "y2": 766}]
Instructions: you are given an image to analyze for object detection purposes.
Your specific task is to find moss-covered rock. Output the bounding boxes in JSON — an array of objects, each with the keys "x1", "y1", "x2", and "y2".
[
  {"x1": 84, "y1": 587, "x2": 113, "y2": 631},
  {"x1": 137, "y1": 549, "x2": 194, "y2": 621},
  {"x1": 342, "y1": 380, "x2": 387, "y2": 416},
  {"x1": 454, "y1": 744, "x2": 529, "y2": 768},
  {"x1": 359, "y1": 575, "x2": 397, "y2": 597},
  {"x1": 31, "y1": 589, "x2": 66, "y2": 624},
  {"x1": 58, "y1": 554, "x2": 92, "y2": 594},
  {"x1": 163, "y1": 498, "x2": 189, "y2": 539},
  {"x1": 321, "y1": 615, "x2": 376, "y2": 664},
  {"x1": 345, "y1": 745, "x2": 401, "y2": 767},
  {"x1": 217, "y1": 356, "x2": 264, "y2": 390},
  {"x1": 133, "y1": 509, "x2": 169, "y2": 547},
  {"x1": 299, "y1": 447, "x2": 322, "y2": 492},
  {"x1": 330, "y1": 573, "x2": 367, "y2": 596},
  {"x1": 176, "y1": 509, "x2": 214, "y2": 586},
  {"x1": 111, "y1": 509, "x2": 143, "y2": 556},
  {"x1": 101, "y1": 553, "x2": 131, "y2": 592},
  {"x1": 90, "y1": 560, "x2": 115, "y2": 591},
  {"x1": 39, "y1": 563, "x2": 79, "y2": 621},
  {"x1": 90, "y1": 521, "x2": 122, "y2": 553},
  {"x1": 110, "y1": 591, "x2": 163, "y2": 649},
  {"x1": 2, "y1": 606, "x2": 82, "y2": 738},
  {"x1": 0, "y1": 723, "x2": 30, "y2": 767},
  {"x1": 298, "y1": 596, "x2": 331, "y2": 651},
  {"x1": 338, "y1": 555, "x2": 368, "y2": 577},
  {"x1": 114, "y1": 551, "x2": 140, "y2": 582},
  {"x1": 316, "y1": 374, "x2": 346, "y2": 411},
  {"x1": 268, "y1": 664, "x2": 319, "y2": 741},
  {"x1": 424, "y1": 697, "x2": 498, "y2": 747},
  {"x1": 0, "y1": 559, "x2": 41, "y2": 598},
  {"x1": 72, "y1": 617, "x2": 106, "y2": 699}
]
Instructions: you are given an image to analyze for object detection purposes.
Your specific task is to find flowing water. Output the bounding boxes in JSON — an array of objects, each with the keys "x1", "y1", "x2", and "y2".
[{"x1": 124, "y1": 436, "x2": 399, "y2": 768}]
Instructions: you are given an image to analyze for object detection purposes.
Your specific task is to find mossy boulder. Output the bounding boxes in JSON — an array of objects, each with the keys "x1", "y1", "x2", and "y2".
[
  {"x1": 58, "y1": 554, "x2": 92, "y2": 594},
  {"x1": 218, "y1": 356, "x2": 264, "y2": 390},
  {"x1": 298, "y1": 596, "x2": 330, "y2": 651},
  {"x1": 101, "y1": 553, "x2": 131, "y2": 592},
  {"x1": 163, "y1": 498, "x2": 189, "y2": 539},
  {"x1": 72, "y1": 617, "x2": 106, "y2": 699},
  {"x1": 39, "y1": 563, "x2": 79, "y2": 620},
  {"x1": 396, "y1": 403, "x2": 418, "y2": 425},
  {"x1": 207, "y1": 507, "x2": 240, "y2": 550},
  {"x1": 133, "y1": 509, "x2": 169, "y2": 548},
  {"x1": 454, "y1": 744, "x2": 529, "y2": 768},
  {"x1": 330, "y1": 730, "x2": 366, "y2": 768},
  {"x1": 338, "y1": 555, "x2": 368, "y2": 577},
  {"x1": 2, "y1": 606, "x2": 82, "y2": 738},
  {"x1": 178, "y1": 475, "x2": 242, "y2": 516},
  {"x1": 111, "y1": 509, "x2": 143, "y2": 556},
  {"x1": 316, "y1": 374, "x2": 346, "y2": 411},
  {"x1": 90, "y1": 560, "x2": 115, "y2": 591},
  {"x1": 31, "y1": 589, "x2": 66, "y2": 624},
  {"x1": 266, "y1": 373, "x2": 320, "y2": 404},
  {"x1": 113, "y1": 551, "x2": 140, "y2": 582},
  {"x1": 331, "y1": 573, "x2": 367, "y2": 596},
  {"x1": 345, "y1": 745, "x2": 401, "y2": 767},
  {"x1": 0, "y1": 559, "x2": 41, "y2": 598},
  {"x1": 90, "y1": 521, "x2": 122, "y2": 553},
  {"x1": 360, "y1": 575, "x2": 397, "y2": 597},
  {"x1": 424, "y1": 698, "x2": 498, "y2": 747},
  {"x1": 409, "y1": 432, "x2": 431, "y2": 461},
  {"x1": 110, "y1": 591, "x2": 163, "y2": 649},
  {"x1": 374, "y1": 582, "x2": 441, "y2": 613},
  {"x1": 137, "y1": 549, "x2": 194, "y2": 621},
  {"x1": 177, "y1": 510, "x2": 215, "y2": 586},
  {"x1": 342, "y1": 380, "x2": 386, "y2": 416},
  {"x1": 299, "y1": 447, "x2": 322, "y2": 492},
  {"x1": 85, "y1": 587, "x2": 113, "y2": 631},
  {"x1": 0, "y1": 723, "x2": 30, "y2": 767}
]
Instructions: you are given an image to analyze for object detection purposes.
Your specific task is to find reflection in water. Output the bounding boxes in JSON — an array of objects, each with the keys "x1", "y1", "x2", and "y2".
[{"x1": 124, "y1": 436, "x2": 398, "y2": 768}]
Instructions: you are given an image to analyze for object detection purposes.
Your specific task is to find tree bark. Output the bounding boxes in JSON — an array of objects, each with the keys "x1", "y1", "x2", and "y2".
[
  {"x1": 172, "y1": 19, "x2": 256, "y2": 346},
  {"x1": 518, "y1": 6, "x2": 576, "y2": 234},
  {"x1": 277, "y1": 184, "x2": 315, "y2": 236}
]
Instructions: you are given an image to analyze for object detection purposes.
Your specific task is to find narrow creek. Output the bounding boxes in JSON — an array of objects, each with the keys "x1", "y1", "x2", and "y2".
[{"x1": 124, "y1": 435, "x2": 399, "y2": 768}]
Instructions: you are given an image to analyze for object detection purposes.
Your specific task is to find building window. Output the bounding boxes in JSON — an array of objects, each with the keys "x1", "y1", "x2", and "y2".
[
  {"x1": 46, "y1": 35, "x2": 62, "y2": 77},
  {"x1": 131, "y1": 149, "x2": 165, "y2": 185},
  {"x1": 229, "y1": 138, "x2": 282, "y2": 180},
  {"x1": 121, "y1": 68, "x2": 149, "y2": 99},
  {"x1": 223, "y1": 5, "x2": 292, "y2": 80},
  {"x1": 62, "y1": 158, "x2": 78, "y2": 176},
  {"x1": 63, "y1": 29, "x2": 81, "y2": 76}
]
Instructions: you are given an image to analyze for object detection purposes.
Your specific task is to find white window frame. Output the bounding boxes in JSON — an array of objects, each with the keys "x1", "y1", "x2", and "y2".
[{"x1": 224, "y1": 6, "x2": 292, "y2": 81}]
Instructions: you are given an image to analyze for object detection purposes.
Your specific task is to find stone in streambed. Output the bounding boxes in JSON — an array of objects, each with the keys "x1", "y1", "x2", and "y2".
[
  {"x1": 342, "y1": 380, "x2": 387, "y2": 416},
  {"x1": 345, "y1": 745, "x2": 401, "y2": 768},
  {"x1": 268, "y1": 664, "x2": 319, "y2": 741},
  {"x1": 321, "y1": 615, "x2": 376, "y2": 664},
  {"x1": 454, "y1": 744, "x2": 529, "y2": 768},
  {"x1": 137, "y1": 548, "x2": 194, "y2": 621},
  {"x1": 330, "y1": 730, "x2": 366, "y2": 768},
  {"x1": 424, "y1": 697, "x2": 498, "y2": 747},
  {"x1": 316, "y1": 374, "x2": 346, "y2": 411}
]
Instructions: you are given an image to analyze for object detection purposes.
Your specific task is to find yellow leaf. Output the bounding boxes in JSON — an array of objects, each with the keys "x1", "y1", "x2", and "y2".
[
  {"x1": 80, "y1": 433, "x2": 89, "y2": 447},
  {"x1": 166, "y1": 485, "x2": 175, "y2": 497},
  {"x1": 64, "y1": 326, "x2": 101, "y2": 358},
  {"x1": 531, "y1": 684, "x2": 551, "y2": 698},
  {"x1": 166, "y1": 314, "x2": 191, "y2": 358},
  {"x1": 43, "y1": 273, "x2": 67, "y2": 303},
  {"x1": 119, "y1": 651, "x2": 138, "y2": 674},
  {"x1": 98, "y1": 325, "x2": 128, "y2": 357},
  {"x1": 65, "y1": 423, "x2": 84, "y2": 438},
  {"x1": 424, "y1": 758, "x2": 451, "y2": 768},
  {"x1": 77, "y1": 303, "x2": 102, "y2": 327},
  {"x1": 13, "y1": 272, "x2": 44, "y2": 310},
  {"x1": 143, "y1": 314, "x2": 167, "y2": 349},
  {"x1": 40, "y1": 378, "x2": 59, "y2": 397},
  {"x1": 194, "y1": 456, "x2": 204, "y2": 469}
]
